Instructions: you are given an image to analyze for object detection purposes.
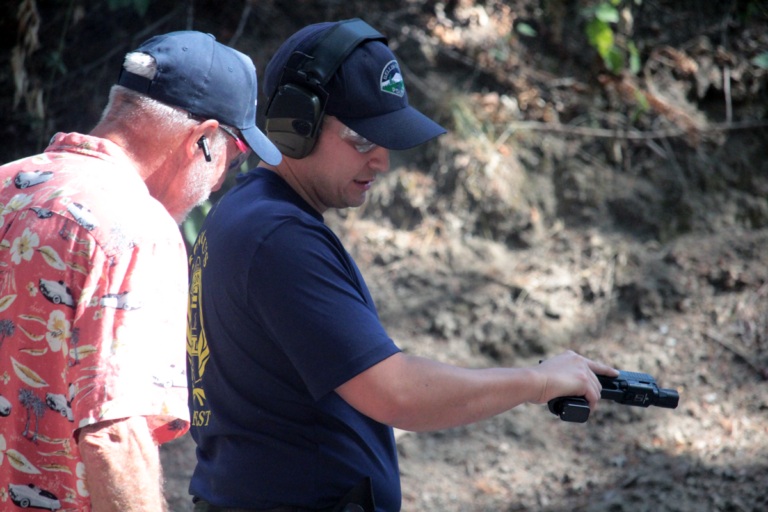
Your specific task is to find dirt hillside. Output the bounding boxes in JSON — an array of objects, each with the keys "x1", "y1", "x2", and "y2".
[
  {"x1": 2, "y1": 1, "x2": 767, "y2": 511},
  {"x1": 162, "y1": 2, "x2": 768, "y2": 510}
]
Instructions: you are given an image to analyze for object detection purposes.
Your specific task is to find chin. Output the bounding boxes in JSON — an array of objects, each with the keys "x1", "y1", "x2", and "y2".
[{"x1": 347, "y1": 194, "x2": 367, "y2": 209}]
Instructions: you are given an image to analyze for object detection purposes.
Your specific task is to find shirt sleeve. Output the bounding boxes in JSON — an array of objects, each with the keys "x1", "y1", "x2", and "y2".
[
  {"x1": 249, "y1": 219, "x2": 400, "y2": 400},
  {"x1": 70, "y1": 232, "x2": 190, "y2": 444}
]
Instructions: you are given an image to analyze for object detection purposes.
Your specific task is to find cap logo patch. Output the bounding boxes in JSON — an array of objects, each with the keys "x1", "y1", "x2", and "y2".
[{"x1": 380, "y1": 60, "x2": 405, "y2": 97}]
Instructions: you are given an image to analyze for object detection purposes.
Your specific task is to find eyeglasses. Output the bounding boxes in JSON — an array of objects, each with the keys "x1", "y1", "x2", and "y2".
[
  {"x1": 339, "y1": 126, "x2": 378, "y2": 153},
  {"x1": 188, "y1": 113, "x2": 252, "y2": 171},
  {"x1": 218, "y1": 125, "x2": 252, "y2": 171}
]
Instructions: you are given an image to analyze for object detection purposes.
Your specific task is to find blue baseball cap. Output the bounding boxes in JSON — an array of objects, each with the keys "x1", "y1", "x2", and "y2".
[
  {"x1": 118, "y1": 31, "x2": 282, "y2": 166},
  {"x1": 264, "y1": 22, "x2": 446, "y2": 150}
]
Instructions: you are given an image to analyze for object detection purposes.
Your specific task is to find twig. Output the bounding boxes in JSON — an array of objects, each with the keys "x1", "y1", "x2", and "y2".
[
  {"x1": 396, "y1": 56, "x2": 440, "y2": 102},
  {"x1": 39, "y1": 0, "x2": 75, "y2": 152},
  {"x1": 702, "y1": 329, "x2": 767, "y2": 379},
  {"x1": 186, "y1": 0, "x2": 194, "y2": 31},
  {"x1": 50, "y1": 6, "x2": 183, "y2": 90},
  {"x1": 659, "y1": 136, "x2": 685, "y2": 186},
  {"x1": 493, "y1": 123, "x2": 515, "y2": 149},
  {"x1": 131, "y1": 7, "x2": 183, "y2": 49},
  {"x1": 495, "y1": 119, "x2": 768, "y2": 140},
  {"x1": 595, "y1": 254, "x2": 616, "y2": 334},
  {"x1": 228, "y1": 0, "x2": 254, "y2": 48},
  {"x1": 724, "y1": 66, "x2": 732, "y2": 124},
  {"x1": 644, "y1": 139, "x2": 668, "y2": 159}
]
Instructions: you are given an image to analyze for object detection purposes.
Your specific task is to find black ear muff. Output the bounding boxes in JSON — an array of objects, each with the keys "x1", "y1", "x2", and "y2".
[
  {"x1": 265, "y1": 19, "x2": 388, "y2": 160},
  {"x1": 265, "y1": 83, "x2": 324, "y2": 159}
]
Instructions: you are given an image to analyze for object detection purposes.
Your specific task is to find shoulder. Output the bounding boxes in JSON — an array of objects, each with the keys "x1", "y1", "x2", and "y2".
[
  {"x1": 0, "y1": 146, "x2": 181, "y2": 254},
  {"x1": 204, "y1": 175, "x2": 329, "y2": 250}
]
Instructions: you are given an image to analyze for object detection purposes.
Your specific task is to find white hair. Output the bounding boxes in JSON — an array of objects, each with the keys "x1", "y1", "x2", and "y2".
[
  {"x1": 103, "y1": 51, "x2": 241, "y2": 143},
  {"x1": 98, "y1": 85, "x2": 200, "y2": 133},
  {"x1": 98, "y1": 85, "x2": 227, "y2": 159},
  {"x1": 99, "y1": 51, "x2": 229, "y2": 144}
]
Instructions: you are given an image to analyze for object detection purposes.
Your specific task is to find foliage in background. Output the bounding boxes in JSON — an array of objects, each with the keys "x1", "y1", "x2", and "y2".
[
  {"x1": 106, "y1": 0, "x2": 150, "y2": 17},
  {"x1": 752, "y1": 52, "x2": 768, "y2": 69},
  {"x1": 180, "y1": 161, "x2": 250, "y2": 249},
  {"x1": 182, "y1": 200, "x2": 211, "y2": 248},
  {"x1": 583, "y1": 0, "x2": 641, "y2": 74}
]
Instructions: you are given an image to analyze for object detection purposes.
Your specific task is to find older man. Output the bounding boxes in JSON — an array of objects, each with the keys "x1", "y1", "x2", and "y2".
[{"x1": 0, "y1": 31, "x2": 279, "y2": 512}]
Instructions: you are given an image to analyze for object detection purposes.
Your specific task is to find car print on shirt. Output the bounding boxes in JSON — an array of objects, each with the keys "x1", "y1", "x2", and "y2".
[
  {"x1": 30, "y1": 207, "x2": 54, "y2": 219},
  {"x1": 14, "y1": 170, "x2": 54, "y2": 189},
  {"x1": 45, "y1": 392, "x2": 73, "y2": 422},
  {"x1": 8, "y1": 483, "x2": 61, "y2": 510},
  {"x1": 66, "y1": 202, "x2": 99, "y2": 231},
  {"x1": 152, "y1": 364, "x2": 187, "y2": 389},
  {"x1": 0, "y1": 394, "x2": 10, "y2": 417},
  {"x1": 100, "y1": 291, "x2": 141, "y2": 311},
  {"x1": 38, "y1": 278, "x2": 76, "y2": 308}
]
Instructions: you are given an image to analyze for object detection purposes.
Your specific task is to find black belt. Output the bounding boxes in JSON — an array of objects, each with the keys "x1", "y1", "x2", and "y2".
[
  {"x1": 193, "y1": 501, "x2": 332, "y2": 512},
  {"x1": 193, "y1": 477, "x2": 374, "y2": 512}
]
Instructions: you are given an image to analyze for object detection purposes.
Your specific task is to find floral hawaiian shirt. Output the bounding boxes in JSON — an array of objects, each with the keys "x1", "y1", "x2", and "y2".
[{"x1": 0, "y1": 133, "x2": 189, "y2": 511}]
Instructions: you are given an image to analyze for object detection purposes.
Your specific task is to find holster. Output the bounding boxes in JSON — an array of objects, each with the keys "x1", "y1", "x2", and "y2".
[{"x1": 331, "y1": 477, "x2": 375, "y2": 512}]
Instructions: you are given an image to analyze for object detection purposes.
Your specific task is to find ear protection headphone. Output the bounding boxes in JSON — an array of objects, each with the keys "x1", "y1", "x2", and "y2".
[{"x1": 264, "y1": 19, "x2": 387, "y2": 159}]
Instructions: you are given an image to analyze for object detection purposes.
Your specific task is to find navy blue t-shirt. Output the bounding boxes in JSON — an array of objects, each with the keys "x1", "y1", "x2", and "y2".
[{"x1": 187, "y1": 167, "x2": 402, "y2": 511}]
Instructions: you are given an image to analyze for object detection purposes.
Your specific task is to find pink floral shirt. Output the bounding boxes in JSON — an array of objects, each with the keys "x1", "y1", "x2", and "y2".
[{"x1": 0, "y1": 133, "x2": 190, "y2": 511}]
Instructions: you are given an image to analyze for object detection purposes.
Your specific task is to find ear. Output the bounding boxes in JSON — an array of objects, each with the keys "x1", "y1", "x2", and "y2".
[{"x1": 185, "y1": 119, "x2": 220, "y2": 161}]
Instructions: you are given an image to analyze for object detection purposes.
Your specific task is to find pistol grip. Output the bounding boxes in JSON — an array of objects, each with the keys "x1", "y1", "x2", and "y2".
[{"x1": 548, "y1": 397, "x2": 590, "y2": 423}]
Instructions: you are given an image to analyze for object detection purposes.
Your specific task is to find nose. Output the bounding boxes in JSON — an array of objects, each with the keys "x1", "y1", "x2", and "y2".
[{"x1": 369, "y1": 145, "x2": 390, "y2": 174}]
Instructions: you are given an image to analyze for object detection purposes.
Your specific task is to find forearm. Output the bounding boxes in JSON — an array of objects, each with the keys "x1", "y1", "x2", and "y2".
[
  {"x1": 336, "y1": 350, "x2": 617, "y2": 432},
  {"x1": 389, "y1": 357, "x2": 543, "y2": 431},
  {"x1": 337, "y1": 354, "x2": 545, "y2": 432},
  {"x1": 78, "y1": 416, "x2": 166, "y2": 512}
]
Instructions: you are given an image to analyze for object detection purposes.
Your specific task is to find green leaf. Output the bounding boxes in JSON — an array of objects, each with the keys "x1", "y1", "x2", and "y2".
[
  {"x1": 631, "y1": 89, "x2": 650, "y2": 121},
  {"x1": 634, "y1": 90, "x2": 650, "y2": 112},
  {"x1": 605, "y1": 46, "x2": 625, "y2": 73},
  {"x1": 107, "y1": 0, "x2": 132, "y2": 10},
  {"x1": 133, "y1": 0, "x2": 150, "y2": 16},
  {"x1": 579, "y1": 5, "x2": 598, "y2": 18},
  {"x1": 751, "y1": 52, "x2": 768, "y2": 69},
  {"x1": 628, "y1": 41, "x2": 641, "y2": 74},
  {"x1": 516, "y1": 23, "x2": 537, "y2": 37},
  {"x1": 46, "y1": 51, "x2": 67, "y2": 75},
  {"x1": 586, "y1": 19, "x2": 614, "y2": 59},
  {"x1": 595, "y1": 3, "x2": 620, "y2": 23}
]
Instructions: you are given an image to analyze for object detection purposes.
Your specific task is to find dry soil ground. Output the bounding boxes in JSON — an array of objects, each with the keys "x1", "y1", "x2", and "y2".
[{"x1": 161, "y1": 216, "x2": 768, "y2": 512}]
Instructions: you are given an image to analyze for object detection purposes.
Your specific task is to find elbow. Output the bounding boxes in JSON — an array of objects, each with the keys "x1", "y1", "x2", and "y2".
[
  {"x1": 343, "y1": 384, "x2": 422, "y2": 431},
  {"x1": 374, "y1": 397, "x2": 417, "y2": 431},
  {"x1": 369, "y1": 386, "x2": 438, "y2": 432}
]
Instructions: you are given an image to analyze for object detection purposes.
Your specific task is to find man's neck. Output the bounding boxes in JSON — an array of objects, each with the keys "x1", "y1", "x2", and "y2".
[
  {"x1": 90, "y1": 121, "x2": 174, "y2": 185},
  {"x1": 262, "y1": 161, "x2": 326, "y2": 215}
]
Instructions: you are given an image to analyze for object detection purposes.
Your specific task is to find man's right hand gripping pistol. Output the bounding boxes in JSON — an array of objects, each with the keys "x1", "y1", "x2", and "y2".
[{"x1": 548, "y1": 370, "x2": 680, "y2": 423}]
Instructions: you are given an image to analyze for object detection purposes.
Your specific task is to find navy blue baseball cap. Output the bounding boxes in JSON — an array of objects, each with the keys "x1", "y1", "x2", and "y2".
[
  {"x1": 264, "y1": 21, "x2": 446, "y2": 150},
  {"x1": 118, "y1": 31, "x2": 281, "y2": 166}
]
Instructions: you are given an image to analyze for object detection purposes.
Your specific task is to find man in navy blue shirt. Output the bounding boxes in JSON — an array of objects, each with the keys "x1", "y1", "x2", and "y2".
[{"x1": 186, "y1": 19, "x2": 618, "y2": 512}]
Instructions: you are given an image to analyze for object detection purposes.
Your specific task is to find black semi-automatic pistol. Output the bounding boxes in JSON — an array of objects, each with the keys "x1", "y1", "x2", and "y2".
[{"x1": 548, "y1": 370, "x2": 679, "y2": 423}]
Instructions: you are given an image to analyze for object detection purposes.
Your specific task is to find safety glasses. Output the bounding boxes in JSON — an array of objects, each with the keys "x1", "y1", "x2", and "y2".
[{"x1": 339, "y1": 126, "x2": 378, "y2": 153}]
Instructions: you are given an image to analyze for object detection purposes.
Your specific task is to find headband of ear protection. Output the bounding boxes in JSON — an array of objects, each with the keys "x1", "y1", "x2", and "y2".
[{"x1": 264, "y1": 19, "x2": 387, "y2": 159}]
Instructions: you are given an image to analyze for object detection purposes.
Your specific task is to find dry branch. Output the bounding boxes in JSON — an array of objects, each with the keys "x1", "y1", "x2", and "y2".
[
  {"x1": 496, "y1": 119, "x2": 768, "y2": 141},
  {"x1": 702, "y1": 329, "x2": 767, "y2": 379}
]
